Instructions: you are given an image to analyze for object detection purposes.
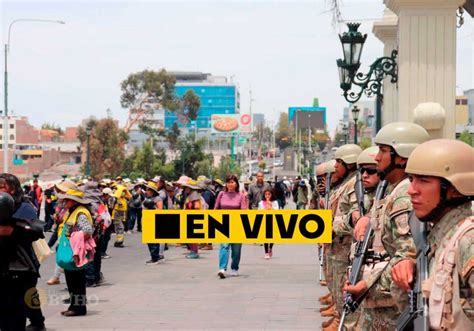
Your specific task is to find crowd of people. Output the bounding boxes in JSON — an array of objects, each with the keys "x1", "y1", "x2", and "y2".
[{"x1": 0, "y1": 120, "x2": 472, "y2": 331}]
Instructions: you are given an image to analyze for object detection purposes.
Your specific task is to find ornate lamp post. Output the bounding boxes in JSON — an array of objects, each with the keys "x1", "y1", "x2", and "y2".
[
  {"x1": 351, "y1": 105, "x2": 360, "y2": 145},
  {"x1": 85, "y1": 126, "x2": 92, "y2": 177},
  {"x1": 336, "y1": 23, "x2": 398, "y2": 132}
]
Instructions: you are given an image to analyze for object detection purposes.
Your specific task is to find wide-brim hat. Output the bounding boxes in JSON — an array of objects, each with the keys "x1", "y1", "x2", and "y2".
[
  {"x1": 181, "y1": 179, "x2": 201, "y2": 190},
  {"x1": 58, "y1": 187, "x2": 94, "y2": 204},
  {"x1": 144, "y1": 181, "x2": 160, "y2": 194},
  {"x1": 213, "y1": 179, "x2": 224, "y2": 187},
  {"x1": 55, "y1": 180, "x2": 76, "y2": 193},
  {"x1": 175, "y1": 176, "x2": 189, "y2": 186}
]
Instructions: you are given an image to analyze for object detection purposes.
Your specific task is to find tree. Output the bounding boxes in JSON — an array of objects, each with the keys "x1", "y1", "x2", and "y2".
[
  {"x1": 359, "y1": 137, "x2": 372, "y2": 150},
  {"x1": 120, "y1": 69, "x2": 200, "y2": 147},
  {"x1": 275, "y1": 112, "x2": 293, "y2": 149},
  {"x1": 173, "y1": 136, "x2": 208, "y2": 178},
  {"x1": 77, "y1": 118, "x2": 127, "y2": 179},
  {"x1": 41, "y1": 122, "x2": 63, "y2": 135},
  {"x1": 215, "y1": 156, "x2": 241, "y2": 180},
  {"x1": 457, "y1": 130, "x2": 473, "y2": 146}
]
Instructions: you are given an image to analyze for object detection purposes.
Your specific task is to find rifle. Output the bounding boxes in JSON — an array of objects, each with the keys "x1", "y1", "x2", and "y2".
[
  {"x1": 396, "y1": 212, "x2": 430, "y2": 331},
  {"x1": 354, "y1": 170, "x2": 366, "y2": 218},
  {"x1": 318, "y1": 172, "x2": 332, "y2": 283},
  {"x1": 338, "y1": 180, "x2": 388, "y2": 331}
]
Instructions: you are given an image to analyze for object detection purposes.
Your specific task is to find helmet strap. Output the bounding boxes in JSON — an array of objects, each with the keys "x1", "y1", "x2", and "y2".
[
  {"x1": 378, "y1": 148, "x2": 405, "y2": 180},
  {"x1": 418, "y1": 179, "x2": 470, "y2": 223}
]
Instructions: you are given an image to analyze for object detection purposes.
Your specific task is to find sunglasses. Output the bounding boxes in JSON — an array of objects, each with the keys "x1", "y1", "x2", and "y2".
[{"x1": 360, "y1": 167, "x2": 378, "y2": 175}]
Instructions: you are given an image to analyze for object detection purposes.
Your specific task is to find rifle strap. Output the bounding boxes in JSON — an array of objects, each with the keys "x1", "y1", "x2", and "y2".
[{"x1": 423, "y1": 217, "x2": 474, "y2": 330}]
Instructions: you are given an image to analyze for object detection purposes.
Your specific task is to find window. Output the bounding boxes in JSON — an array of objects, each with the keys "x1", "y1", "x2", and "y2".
[
  {"x1": 456, "y1": 99, "x2": 461, "y2": 105},
  {"x1": 9, "y1": 124, "x2": 14, "y2": 129},
  {"x1": 462, "y1": 99, "x2": 468, "y2": 105},
  {"x1": 10, "y1": 135, "x2": 14, "y2": 140}
]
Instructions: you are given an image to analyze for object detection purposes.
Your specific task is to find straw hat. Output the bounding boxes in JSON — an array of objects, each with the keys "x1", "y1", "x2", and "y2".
[
  {"x1": 55, "y1": 180, "x2": 76, "y2": 193},
  {"x1": 102, "y1": 187, "x2": 113, "y2": 195},
  {"x1": 181, "y1": 179, "x2": 201, "y2": 190},
  {"x1": 175, "y1": 176, "x2": 190, "y2": 185},
  {"x1": 144, "y1": 181, "x2": 160, "y2": 194},
  {"x1": 213, "y1": 179, "x2": 224, "y2": 187},
  {"x1": 58, "y1": 187, "x2": 93, "y2": 204}
]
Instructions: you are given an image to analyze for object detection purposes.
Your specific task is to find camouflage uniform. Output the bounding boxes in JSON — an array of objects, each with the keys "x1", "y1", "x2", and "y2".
[
  {"x1": 329, "y1": 172, "x2": 357, "y2": 320},
  {"x1": 424, "y1": 202, "x2": 474, "y2": 329},
  {"x1": 358, "y1": 178, "x2": 414, "y2": 330}
]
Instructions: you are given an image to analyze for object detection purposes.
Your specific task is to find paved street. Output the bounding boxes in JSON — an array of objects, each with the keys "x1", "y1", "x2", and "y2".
[{"x1": 39, "y1": 228, "x2": 328, "y2": 330}]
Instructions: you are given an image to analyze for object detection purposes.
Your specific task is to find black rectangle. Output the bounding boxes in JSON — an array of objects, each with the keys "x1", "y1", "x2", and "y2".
[{"x1": 154, "y1": 214, "x2": 180, "y2": 239}]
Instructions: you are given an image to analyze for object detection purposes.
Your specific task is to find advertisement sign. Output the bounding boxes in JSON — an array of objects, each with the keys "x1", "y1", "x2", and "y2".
[{"x1": 211, "y1": 114, "x2": 251, "y2": 134}]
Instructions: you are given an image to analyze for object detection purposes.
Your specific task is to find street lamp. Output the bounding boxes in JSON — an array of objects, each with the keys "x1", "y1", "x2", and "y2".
[
  {"x1": 3, "y1": 19, "x2": 65, "y2": 173},
  {"x1": 336, "y1": 22, "x2": 397, "y2": 133},
  {"x1": 85, "y1": 126, "x2": 92, "y2": 177},
  {"x1": 351, "y1": 105, "x2": 360, "y2": 145}
]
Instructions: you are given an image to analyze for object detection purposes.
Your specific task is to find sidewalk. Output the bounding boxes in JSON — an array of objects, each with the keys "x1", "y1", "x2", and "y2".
[{"x1": 39, "y1": 232, "x2": 328, "y2": 330}]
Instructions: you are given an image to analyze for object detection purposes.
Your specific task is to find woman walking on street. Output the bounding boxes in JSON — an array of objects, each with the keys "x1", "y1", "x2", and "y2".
[
  {"x1": 182, "y1": 179, "x2": 203, "y2": 259},
  {"x1": 258, "y1": 189, "x2": 279, "y2": 259},
  {"x1": 215, "y1": 175, "x2": 248, "y2": 278}
]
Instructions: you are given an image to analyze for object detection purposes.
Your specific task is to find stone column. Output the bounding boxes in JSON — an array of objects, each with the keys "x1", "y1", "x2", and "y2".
[
  {"x1": 372, "y1": 8, "x2": 398, "y2": 126},
  {"x1": 385, "y1": 0, "x2": 465, "y2": 138}
]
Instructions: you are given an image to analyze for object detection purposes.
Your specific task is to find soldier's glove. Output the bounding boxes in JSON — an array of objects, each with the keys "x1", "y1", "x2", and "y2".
[
  {"x1": 344, "y1": 280, "x2": 368, "y2": 297},
  {"x1": 391, "y1": 259, "x2": 415, "y2": 293},
  {"x1": 354, "y1": 216, "x2": 370, "y2": 241}
]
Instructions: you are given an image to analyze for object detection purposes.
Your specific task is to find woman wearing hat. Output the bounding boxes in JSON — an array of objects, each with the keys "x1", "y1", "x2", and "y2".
[
  {"x1": 182, "y1": 179, "x2": 203, "y2": 259},
  {"x1": 57, "y1": 186, "x2": 94, "y2": 317},
  {"x1": 143, "y1": 181, "x2": 165, "y2": 265}
]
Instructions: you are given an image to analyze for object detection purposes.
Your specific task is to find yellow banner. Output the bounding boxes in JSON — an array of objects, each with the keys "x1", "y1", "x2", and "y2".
[{"x1": 142, "y1": 209, "x2": 332, "y2": 244}]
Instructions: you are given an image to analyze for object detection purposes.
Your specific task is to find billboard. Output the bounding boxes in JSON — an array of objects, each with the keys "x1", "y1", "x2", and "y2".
[
  {"x1": 294, "y1": 111, "x2": 325, "y2": 130},
  {"x1": 288, "y1": 106, "x2": 326, "y2": 125},
  {"x1": 210, "y1": 114, "x2": 252, "y2": 134}
]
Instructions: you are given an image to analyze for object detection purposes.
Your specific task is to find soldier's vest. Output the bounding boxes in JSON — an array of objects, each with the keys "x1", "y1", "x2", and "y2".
[
  {"x1": 371, "y1": 178, "x2": 409, "y2": 255},
  {"x1": 422, "y1": 217, "x2": 474, "y2": 331}
]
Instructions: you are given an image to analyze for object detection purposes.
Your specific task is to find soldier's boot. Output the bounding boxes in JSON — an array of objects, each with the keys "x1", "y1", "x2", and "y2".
[
  {"x1": 320, "y1": 279, "x2": 328, "y2": 286},
  {"x1": 320, "y1": 296, "x2": 333, "y2": 306},
  {"x1": 321, "y1": 316, "x2": 335, "y2": 328},
  {"x1": 319, "y1": 303, "x2": 334, "y2": 313},
  {"x1": 320, "y1": 305, "x2": 336, "y2": 317},
  {"x1": 322, "y1": 317, "x2": 341, "y2": 331},
  {"x1": 318, "y1": 293, "x2": 331, "y2": 303}
]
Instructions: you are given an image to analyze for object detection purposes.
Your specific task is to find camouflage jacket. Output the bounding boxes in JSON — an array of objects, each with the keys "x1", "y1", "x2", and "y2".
[
  {"x1": 365, "y1": 177, "x2": 415, "y2": 289},
  {"x1": 426, "y1": 202, "x2": 474, "y2": 324},
  {"x1": 333, "y1": 172, "x2": 357, "y2": 237}
]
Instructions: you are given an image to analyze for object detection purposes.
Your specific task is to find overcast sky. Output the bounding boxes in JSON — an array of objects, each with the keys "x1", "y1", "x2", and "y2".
[{"x1": 1, "y1": 1, "x2": 473, "y2": 134}]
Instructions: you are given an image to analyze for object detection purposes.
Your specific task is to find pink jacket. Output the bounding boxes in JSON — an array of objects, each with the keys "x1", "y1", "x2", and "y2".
[{"x1": 70, "y1": 231, "x2": 96, "y2": 267}]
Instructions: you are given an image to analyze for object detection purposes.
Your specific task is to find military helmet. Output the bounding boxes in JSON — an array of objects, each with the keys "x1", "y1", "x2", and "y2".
[
  {"x1": 374, "y1": 122, "x2": 429, "y2": 158},
  {"x1": 316, "y1": 162, "x2": 327, "y2": 176},
  {"x1": 406, "y1": 139, "x2": 474, "y2": 196},
  {"x1": 325, "y1": 160, "x2": 336, "y2": 174},
  {"x1": 334, "y1": 144, "x2": 362, "y2": 164},
  {"x1": 357, "y1": 146, "x2": 379, "y2": 166}
]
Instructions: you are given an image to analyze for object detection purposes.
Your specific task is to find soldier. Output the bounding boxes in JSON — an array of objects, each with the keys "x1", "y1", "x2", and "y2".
[
  {"x1": 348, "y1": 122, "x2": 430, "y2": 330},
  {"x1": 322, "y1": 144, "x2": 362, "y2": 331},
  {"x1": 395, "y1": 139, "x2": 473, "y2": 330}
]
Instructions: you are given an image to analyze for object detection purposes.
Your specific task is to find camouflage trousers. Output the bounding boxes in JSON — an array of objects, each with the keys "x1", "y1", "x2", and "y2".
[{"x1": 357, "y1": 306, "x2": 398, "y2": 331}]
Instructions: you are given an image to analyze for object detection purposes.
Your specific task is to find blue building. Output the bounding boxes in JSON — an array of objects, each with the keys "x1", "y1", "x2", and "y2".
[{"x1": 164, "y1": 72, "x2": 239, "y2": 130}]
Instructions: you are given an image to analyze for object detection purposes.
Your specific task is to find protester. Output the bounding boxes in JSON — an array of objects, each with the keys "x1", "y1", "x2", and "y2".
[
  {"x1": 182, "y1": 179, "x2": 203, "y2": 259},
  {"x1": 215, "y1": 174, "x2": 248, "y2": 278},
  {"x1": 143, "y1": 181, "x2": 164, "y2": 265},
  {"x1": 127, "y1": 183, "x2": 144, "y2": 233},
  {"x1": 43, "y1": 183, "x2": 57, "y2": 232},
  {"x1": 57, "y1": 186, "x2": 94, "y2": 317}
]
